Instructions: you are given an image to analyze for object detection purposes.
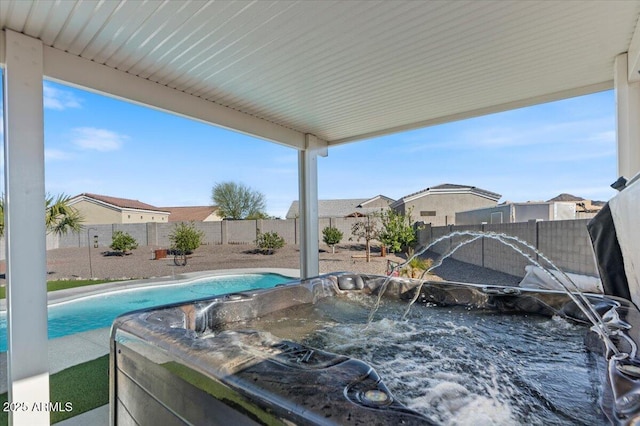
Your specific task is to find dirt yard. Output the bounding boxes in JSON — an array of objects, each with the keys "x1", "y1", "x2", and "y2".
[{"x1": 1, "y1": 242, "x2": 521, "y2": 286}]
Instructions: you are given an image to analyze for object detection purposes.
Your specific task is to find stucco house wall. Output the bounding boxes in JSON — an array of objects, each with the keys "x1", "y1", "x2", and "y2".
[
  {"x1": 456, "y1": 202, "x2": 577, "y2": 225},
  {"x1": 392, "y1": 184, "x2": 501, "y2": 226},
  {"x1": 120, "y1": 209, "x2": 169, "y2": 224},
  {"x1": 398, "y1": 193, "x2": 498, "y2": 226},
  {"x1": 68, "y1": 193, "x2": 170, "y2": 225},
  {"x1": 71, "y1": 199, "x2": 122, "y2": 225},
  {"x1": 456, "y1": 204, "x2": 514, "y2": 225},
  {"x1": 203, "y1": 211, "x2": 224, "y2": 222}
]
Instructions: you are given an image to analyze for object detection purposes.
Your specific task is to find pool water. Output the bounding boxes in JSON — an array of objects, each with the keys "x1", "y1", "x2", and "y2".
[{"x1": 0, "y1": 273, "x2": 291, "y2": 352}]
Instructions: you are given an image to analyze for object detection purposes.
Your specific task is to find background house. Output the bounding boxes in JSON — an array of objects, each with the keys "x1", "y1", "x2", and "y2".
[
  {"x1": 455, "y1": 201, "x2": 577, "y2": 225},
  {"x1": 286, "y1": 195, "x2": 394, "y2": 219},
  {"x1": 391, "y1": 184, "x2": 501, "y2": 226},
  {"x1": 162, "y1": 206, "x2": 222, "y2": 222},
  {"x1": 68, "y1": 193, "x2": 170, "y2": 225},
  {"x1": 547, "y1": 193, "x2": 605, "y2": 219}
]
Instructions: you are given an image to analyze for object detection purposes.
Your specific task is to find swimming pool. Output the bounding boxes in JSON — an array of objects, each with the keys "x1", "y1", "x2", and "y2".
[{"x1": 0, "y1": 273, "x2": 292, "y2": 352}]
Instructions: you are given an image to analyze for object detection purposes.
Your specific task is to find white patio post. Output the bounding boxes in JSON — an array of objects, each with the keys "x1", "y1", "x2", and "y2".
[
  {"x1": 298, "y1": 134, "x2": 327, "y2": 279},
  {"x1": 3, "y1": 30, "x2": 50, "y2": 425},
  {"x1": 614, "y1": 53, "x2": 640, "y2": 181}
]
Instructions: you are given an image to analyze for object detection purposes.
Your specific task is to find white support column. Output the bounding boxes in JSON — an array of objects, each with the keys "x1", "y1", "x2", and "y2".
[
  {"x1": 615, "y1": 53, "x2": 640, "y2": 181},
  {"x1": 298, "y1": 134, "x2": 328, "y2": 279},
  {"x1": 3, "y1": 30, "x2": 50, "y2": 425}
]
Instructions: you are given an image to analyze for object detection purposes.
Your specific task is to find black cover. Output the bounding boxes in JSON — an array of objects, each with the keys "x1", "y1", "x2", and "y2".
[{"x1": 587, "y1": 203, "x2": 630, "y2": 301}]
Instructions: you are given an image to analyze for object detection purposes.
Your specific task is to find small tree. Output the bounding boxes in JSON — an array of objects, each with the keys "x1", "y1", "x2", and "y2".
[
  {"x1": 378, "y1": 209, "x2": 416, "y2": 254},
  {"x1": 256, "y1": 230, "x2": 285, "y2": 255},
  {"x1": 322, "y1": 226, "x2": 343, "y2": 254},
  {"x1": 212, "y1": 181, "x2": 267, "y2": 219},
  {"x1": 110, "y1": 231, "x2": 138, "y2": 256},
  {"x1": 169, "y1": 222, "x2": 205, "y2": 254},
  {"x1": 350, "y1": 214, "x2": 379, "y2": 262}
]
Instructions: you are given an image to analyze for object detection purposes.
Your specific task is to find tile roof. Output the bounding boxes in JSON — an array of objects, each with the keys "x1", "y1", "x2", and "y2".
[
  {"x1": 162, "y1": 206, "x2": 219, "y2": 222},
  {"x1": 72, "y1": 193, "x2": 169, "y2": 213}
]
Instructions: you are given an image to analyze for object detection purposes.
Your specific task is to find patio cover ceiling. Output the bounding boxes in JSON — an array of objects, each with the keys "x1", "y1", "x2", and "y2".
[{"x1": 1, "y1": 0, "x2": 639, "y2": 149}]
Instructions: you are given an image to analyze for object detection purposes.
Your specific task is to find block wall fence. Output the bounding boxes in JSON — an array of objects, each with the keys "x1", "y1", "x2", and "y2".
[
  {"x1": 416, "y1": 219, "x2": 598, "y2": 277},
  {"x1": 0, "y1": 218, "x2": 598, "y2": 278}
]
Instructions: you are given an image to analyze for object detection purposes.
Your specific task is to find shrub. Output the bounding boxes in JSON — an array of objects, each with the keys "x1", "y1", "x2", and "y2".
[
  {"x1": 256, "y1": 230, "x2": 285, "y2": 255},
  {"x1": 169, "y1": 222, "x2": 205, "y2": 254},
  {"x1": 378, "y1": 208, "x2": 415, "y2": 254},
  {"x1": 400, "y1": 248, "x2": 433, "y2": 279},
  {"x1": 110, "y1": 231, "x2": 138, "y2": 255},
  {"x1": 322, "y1": 226, "x2": 343, "y2": 254}
]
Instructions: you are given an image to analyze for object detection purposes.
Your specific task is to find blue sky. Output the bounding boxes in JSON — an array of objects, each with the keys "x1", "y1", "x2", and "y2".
[{"x1": 1, "y1": 77, "x2": 617, "y2": 219}]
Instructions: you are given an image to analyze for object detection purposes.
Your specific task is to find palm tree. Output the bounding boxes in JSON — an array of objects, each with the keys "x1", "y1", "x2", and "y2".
[{"x1": 0, "y1": 193, "x2": 84, "y2": 237}]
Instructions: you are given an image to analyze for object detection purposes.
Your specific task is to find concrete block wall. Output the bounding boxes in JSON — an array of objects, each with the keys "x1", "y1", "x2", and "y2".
[
  {"x1": 421, "y1": 219, "x2": 597, "y2": 278},
  {"x1": 483, "y1": 222, "x2": 536, "y2": 277},
  {"x1": 259, "y1": 219, "x2": 296, "y2": 245},
  {"x1": 155, "y1": 223, "x2": 174, "y2": 247},
  {"x1": 427, "y1": 225, "x2": 455, "y2": 255},
  {"x1": 325, "y1": 217, "x2": 363, "y2": 245},
  {"x1": 449, "y1": 225, "x2": 484, "y2": 267},
  {"x1": 112, "y1": 223, "x2": 147, "y2": 247},
  {"x1": 537, "y1": 219, "x2": 597, "y2": 276},
  {"x1": 188, "y1": 222, "x2": 223, "y2": 246},
  {"x1": 58, "y1": 224, "x2": 114, "y2": 249},
  {"x1": 1, "y1": 218, "x2": 599, "y2": 278},
  {"x1": 227, "y1": 220, "x2": 259, "y2": 244}
]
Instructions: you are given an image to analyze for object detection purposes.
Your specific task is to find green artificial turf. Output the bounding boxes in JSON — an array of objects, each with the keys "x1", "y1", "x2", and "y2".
[{"x1": 0, "y1": 355, "x2": 109, "y2": 424}]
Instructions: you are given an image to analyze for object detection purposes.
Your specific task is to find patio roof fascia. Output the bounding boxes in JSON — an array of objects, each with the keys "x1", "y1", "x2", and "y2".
[
  {"x1": 328, "y1": 81, "x2": 613, "y2": 146},
  {"x1": 0, "y1": 30, "x2": 319, "y2": 152}
]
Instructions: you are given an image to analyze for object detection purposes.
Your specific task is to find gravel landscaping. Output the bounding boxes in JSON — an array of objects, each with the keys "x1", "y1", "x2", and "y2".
[{"x1": 0, "y1": 242, "x2": 521, "y2": 287}]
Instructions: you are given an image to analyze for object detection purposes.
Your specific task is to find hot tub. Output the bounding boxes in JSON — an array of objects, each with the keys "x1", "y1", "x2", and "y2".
[{"x1": 110, "y1": 273, "x2": 640, "y2": 425}]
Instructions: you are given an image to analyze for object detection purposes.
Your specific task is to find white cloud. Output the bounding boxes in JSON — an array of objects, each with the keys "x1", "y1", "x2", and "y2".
[
  {"x1": 45, "y1": 149, "x2": 74, "y2": 161},
  {"x1": 401, "y1": 115, "x2": 616, "y2": 153},
  {"x1": 72, "y1": 127, "x2": 127, "y2": 152},
  {"x1": 43, "y1": 82, "x2": 82, "y2": 110},
  {"x1": 585, "y1": 130, "x2": 615, "y2": 144}
]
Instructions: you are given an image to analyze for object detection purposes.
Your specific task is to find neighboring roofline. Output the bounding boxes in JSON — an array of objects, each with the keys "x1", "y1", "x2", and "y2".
[
  {"x1": 390, "y1": 184, "x2": 501, "y2": 208},
  {"x1": 285, "y1": 197, "x2": 393, "y2": 219},
  {"x1": 358, "y1": 194, "x2": 395, "y2": 207},
  {"x1": 68, "y1": 194, "x2": 170, "y2": 215},
  {"x1": 161, "y1": 206, "x2": 219, "y2": 213}
]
